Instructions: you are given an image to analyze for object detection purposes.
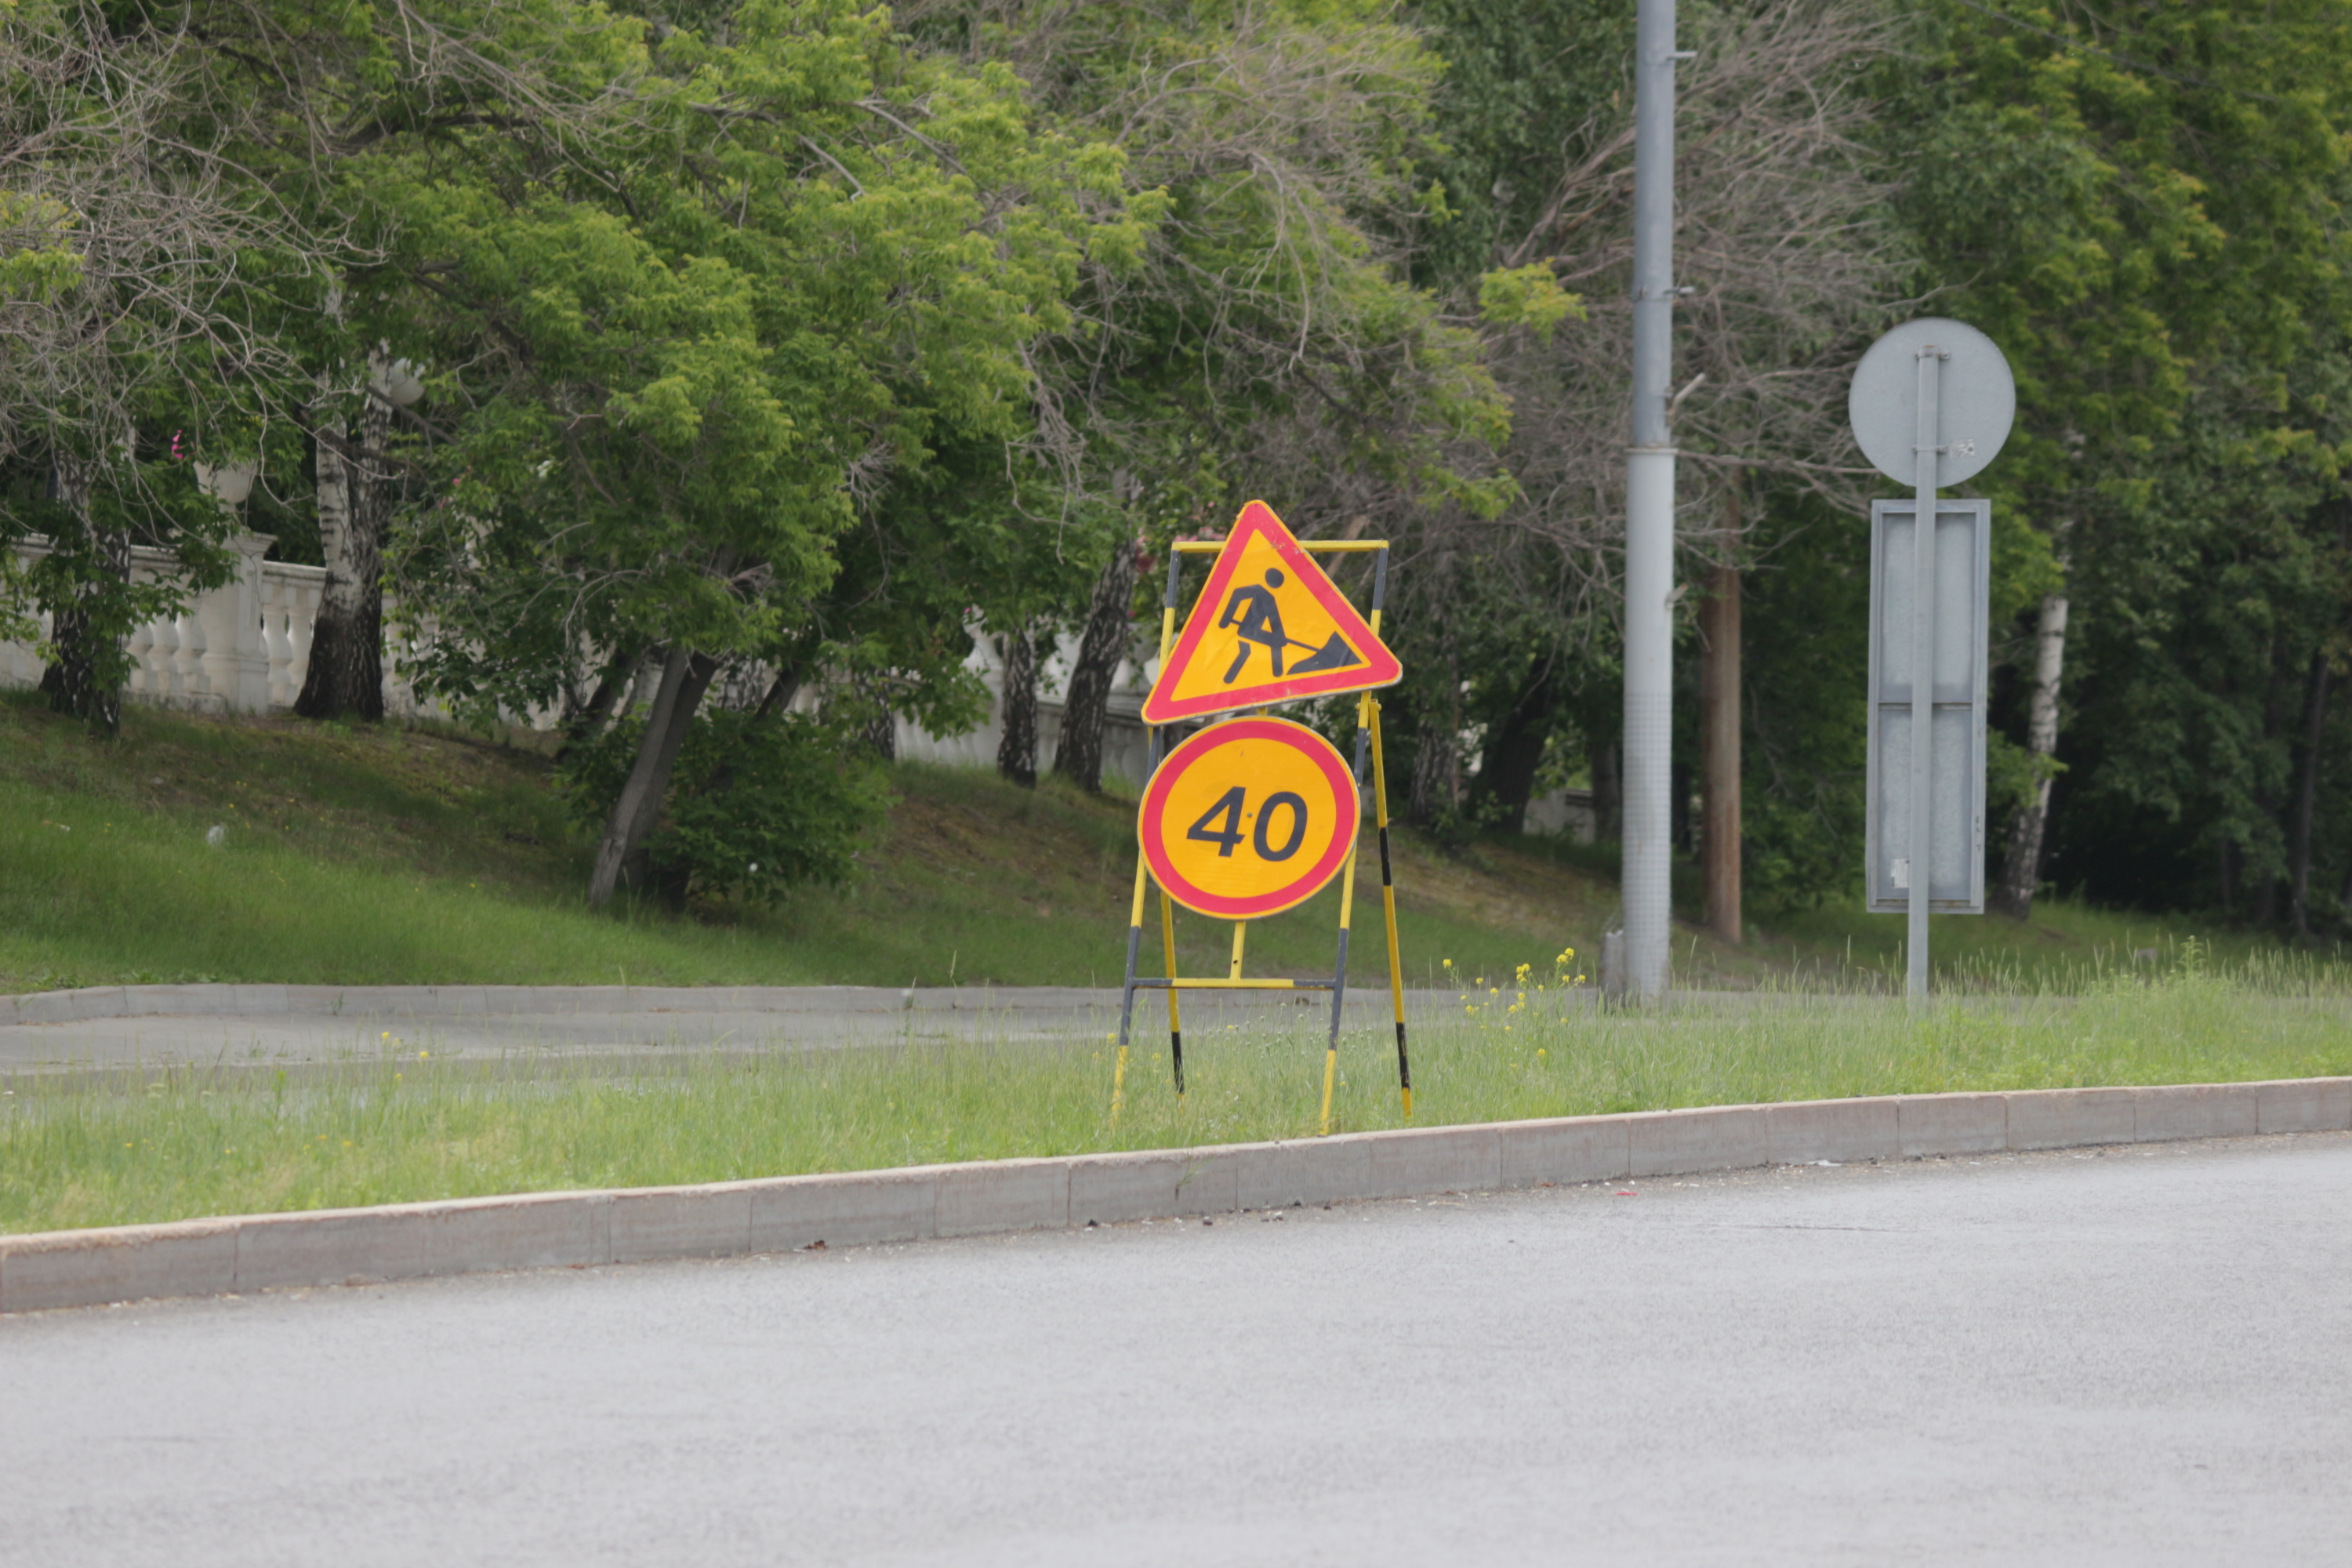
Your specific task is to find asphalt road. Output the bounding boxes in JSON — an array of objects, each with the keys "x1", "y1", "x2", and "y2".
[
  {"x1": 0, "y1": 985, "x2": 1459, "y2": 1080},
  {"x1": 5, "y1": 1134, "x2": 2348, "y2": 1566}
]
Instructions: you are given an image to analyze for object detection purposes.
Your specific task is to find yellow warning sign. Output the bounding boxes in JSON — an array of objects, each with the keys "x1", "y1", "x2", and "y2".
[{"x1": 1141, "y1": 501, "x2": 1402, "y2": 724}]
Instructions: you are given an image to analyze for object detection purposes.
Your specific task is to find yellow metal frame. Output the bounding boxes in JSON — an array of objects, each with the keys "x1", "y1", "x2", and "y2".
[{"x1": 1112, "y1": 538, "x2": 1411, "y2": 1136}]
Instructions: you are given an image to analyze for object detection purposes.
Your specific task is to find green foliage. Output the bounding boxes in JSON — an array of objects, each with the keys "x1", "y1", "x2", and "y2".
[
  {"x1": 1406, "y1": 0, "x2": 1635, "y2": 290},
  {"x1": 1887, "y1": 1, "x2": 2352, "y2": 918},
  {"x1": 558, "y1": 708, "x2": 890, "y2": 901},
  {"x1": 1739, "y1": 494, "x2": 1871, "y2": 909},
  {"x1": 0, "y1": 190, "x2": 80, "y2": 302},
  {"x1": 1476, "y1": 262, "x2": 1585, "y2": 343}
]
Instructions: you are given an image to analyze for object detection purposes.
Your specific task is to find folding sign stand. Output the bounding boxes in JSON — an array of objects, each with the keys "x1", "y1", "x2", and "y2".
[{"x1": 1112, "y1": 524, "x2": 1410, "y2": 1136}]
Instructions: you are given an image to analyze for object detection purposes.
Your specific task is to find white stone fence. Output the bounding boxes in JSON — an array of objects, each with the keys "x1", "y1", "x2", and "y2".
[{"x1": 2, "y1": 534, "x2": 330, "y2": 713}]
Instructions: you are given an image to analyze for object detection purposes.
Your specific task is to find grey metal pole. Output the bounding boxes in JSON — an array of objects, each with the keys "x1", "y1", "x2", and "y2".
[
  {"x1": 1907, "y1": 346, "x2": 1944, "y2": 1006},
  {"x1": 1622, "y1": 0, "x2": 1680, "y2": 1003}
]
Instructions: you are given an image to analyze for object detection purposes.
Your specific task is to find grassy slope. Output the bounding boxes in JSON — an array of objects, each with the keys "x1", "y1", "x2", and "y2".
[
  {"x1": 0, "y1": 693, "x2": 1681, "y2": 993},
  {"x1": 0, "y1": 691, "x2": 2310, "y2": 994}
]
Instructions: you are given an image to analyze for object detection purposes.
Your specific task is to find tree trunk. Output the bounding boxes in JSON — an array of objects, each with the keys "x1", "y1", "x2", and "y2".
[
  {"x1": 2251, "y1": 632, "x2": 2294, "y2": 927},
  {"x1": 1409, "y1": 667, "x2": 1463, "y2": 826},
  {"x1": 2287, "y1": 647, "x2": 2330, "y2": 939},
  {"x1": 1473, "y1": 669, "x2": 1555, "y2": 834},
  {"x1": 40, "y1": 455, "x2": 126, "y2": 737},
  {"x1": 1993, "y1": 592, "x2": 2070, "y2": 919},
  {"x1": 1670, "y1": 759, "x2": 1693, "y2": 858},
  {"x1": 753, "y1": 662, "x2": 804, "y2": 720},
  {"x1": 557, "y1": 642, "x2": 644, "y2": 759},
  {"x1": 1698, "y1": 562, "x2": 1741, "y2": 945},
  {"x1": 296, "y1": 349, "x2": 392, "y2": 720},
  {"x1": 1591, "y1": 738, "x2": 1621, "y2": 840},
  {"x1": 587, "y1": 646, "x2": 718, "y2": 908},
  {"x1": 1053, "y1": 539, "x2": 1140, "y2": 793},
  {"x1": 996, "y1": 627, "x2": 1039, "y2": 787}
]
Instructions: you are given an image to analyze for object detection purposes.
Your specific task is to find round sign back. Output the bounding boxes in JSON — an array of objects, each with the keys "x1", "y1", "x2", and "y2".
[
  {"x1": 1140, "y1": 717, "x2": 1360, "y2": 920},
  {"x1": 1848, "y1": 318, "x2": 2016, "y2": 488}
]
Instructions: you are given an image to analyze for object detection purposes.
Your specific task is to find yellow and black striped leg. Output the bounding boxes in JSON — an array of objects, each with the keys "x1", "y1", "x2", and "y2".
[
  {"x1": 1321, "y1": 837, "x2": 1360, "y2": 1137},
  {"x1": 1112, "y1": 853, "x2": 1149, "y2": 1123},
  {"x1": 1160, "y1": 885, "x2": 1185, "y2": 1095},
  {"x1": 1369, "y1": 699, "x2": 1411, "y2": 1118}
]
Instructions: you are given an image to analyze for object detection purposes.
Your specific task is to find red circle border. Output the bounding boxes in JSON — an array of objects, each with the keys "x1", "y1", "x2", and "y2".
[{"x1": 1138, "y1": 717, "x2": 1361, "y2": 920}]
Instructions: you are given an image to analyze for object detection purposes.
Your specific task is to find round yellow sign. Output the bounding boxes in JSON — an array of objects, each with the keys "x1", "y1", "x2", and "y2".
[{"x1": 1139, "y1": 717, "x2": 1360, "y2": 919}]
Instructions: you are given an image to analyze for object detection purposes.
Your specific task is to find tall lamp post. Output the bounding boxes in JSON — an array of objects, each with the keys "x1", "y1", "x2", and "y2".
[{"x1": 1622, "y1": 0, "x2": 1684, "y2": 1001}]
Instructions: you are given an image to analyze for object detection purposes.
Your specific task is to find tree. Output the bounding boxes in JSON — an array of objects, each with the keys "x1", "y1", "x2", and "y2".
[
  {"x1": 913, "y1": 0, "x2": 1522, "y2": 808},
  {"x1": 0, "y1": 0, "x2": 313, "y2": 734},
  {"x1": 1896, "y1": 0, "x2": 2352, "y2": 924},
  {"x1": 1399, "y1": 0, "x2": 1902, "y2": 869},
  {"x1": 352, "y1": 0, "x2": 1154, "y2": 906}
]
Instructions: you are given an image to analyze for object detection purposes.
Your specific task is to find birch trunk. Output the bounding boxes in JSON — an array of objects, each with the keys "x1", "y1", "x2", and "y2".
[
  {"x1": 40, "y1": 454, "x2": 126, "y2": 735},
  {"x1": 996, "y1": 627, "x2": 1039, "y2": 787},
  {"x1": 1993, "y1": 592, "x2": 2068, "y2": 918}
]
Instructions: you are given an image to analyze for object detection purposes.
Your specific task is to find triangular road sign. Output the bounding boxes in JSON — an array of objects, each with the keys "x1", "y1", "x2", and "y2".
[{"x1": 1142, "y1": 500, "x2": 1402, "y2": 724}]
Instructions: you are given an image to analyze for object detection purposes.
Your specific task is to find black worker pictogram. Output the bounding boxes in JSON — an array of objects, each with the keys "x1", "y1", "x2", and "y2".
[{"x1": 1215, "y1": 568, "x2": 1365, "y2": 685}]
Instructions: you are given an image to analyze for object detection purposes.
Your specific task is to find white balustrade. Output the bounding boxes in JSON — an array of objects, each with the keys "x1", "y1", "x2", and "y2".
[
  {"x1": 3, "y1": 541, "x2": 1171, "y2": 792},
  {"x1": 2, "y1": 534, "x2": 303, "y2": 715},
  {"x1": 275, "y1": 568, "x2": 324, "y2": 701},
  {"x1": 172, "y1": 604, "x2": 209, "y2": 703},
  {"x1": 261, "y1": 581, "x2": 296, "y2": 706},
  {"x1": 124, "y1": 617, "x2": 154, "y2": 698},
  {"x1": 147, "y1": 607, "x2": 180, "y2": 699}
]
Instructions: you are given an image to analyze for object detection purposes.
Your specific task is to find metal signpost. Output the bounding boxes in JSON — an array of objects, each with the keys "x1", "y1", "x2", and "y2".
[
  {"x1": 1116, "y1": 500, "x2": 1410, "y2": 1133},
  {"x1": 1849, "y1": 318, "x2": 2015, "y2": 1004}
]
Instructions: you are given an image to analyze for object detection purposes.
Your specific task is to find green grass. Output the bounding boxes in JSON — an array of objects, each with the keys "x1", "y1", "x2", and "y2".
[
  {"x1": 1, "y1": 688, "x2": 2336, "y2": 999},
  {"x1": 7, "y1": 954, "x2": 2346, "y2": 1235},
  {"x1": 1509, "y1": 828, "x2": 2337, "y2": 992},
  {"x1": 0, "y1": 695, "x2": 829, "y2": 990},
  {"x1": 0, "y1": 691, "x2": 1683, "y2": 994}
]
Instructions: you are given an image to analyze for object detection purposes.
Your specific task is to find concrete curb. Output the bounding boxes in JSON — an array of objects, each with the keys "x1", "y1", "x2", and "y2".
[{"x1": 5, "y1": 1077, "x2": 2346, "y2": 1314}]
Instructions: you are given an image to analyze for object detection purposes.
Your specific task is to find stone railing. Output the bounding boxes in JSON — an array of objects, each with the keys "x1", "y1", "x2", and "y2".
[
  {"x1": 3, "y1": 555, "x2": 1589, "y2": 833},
  {"x1": 3, "y1": 535, "x2": 335, "y2": 714}
]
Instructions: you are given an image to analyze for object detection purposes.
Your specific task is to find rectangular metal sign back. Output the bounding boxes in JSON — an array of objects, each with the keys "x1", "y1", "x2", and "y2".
[{"x1": 1864, "y1": 499, "x2": 1991, "y2": 915}]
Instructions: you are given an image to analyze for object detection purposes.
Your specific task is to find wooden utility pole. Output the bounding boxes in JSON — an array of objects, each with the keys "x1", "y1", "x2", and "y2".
[{"x1": 1698, "y1": 560, "x2": 1741, "y2": 945}]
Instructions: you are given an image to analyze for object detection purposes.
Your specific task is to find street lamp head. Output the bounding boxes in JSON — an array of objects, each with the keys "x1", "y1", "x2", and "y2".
[{"x1": 382, "y1": 358, "x2": 425, "y2": 409}]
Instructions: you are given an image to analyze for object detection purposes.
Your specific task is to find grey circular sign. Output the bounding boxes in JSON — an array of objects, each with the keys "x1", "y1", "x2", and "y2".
[{"x1": 1848, "y1": 318, "x2": 2015, "y2": 488}]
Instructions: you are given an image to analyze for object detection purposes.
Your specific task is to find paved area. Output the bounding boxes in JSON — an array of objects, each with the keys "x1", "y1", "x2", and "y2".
[
  {"x1": 0, "y1": 985, "x2": 1458, "y2": 1080},
  {"x1": 4, "y1": 1133, "x2": 2347, "y2": 1565}
]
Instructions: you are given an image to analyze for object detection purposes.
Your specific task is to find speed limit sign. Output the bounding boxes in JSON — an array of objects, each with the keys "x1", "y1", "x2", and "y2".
[{"x1": 1138, "y1": 717, "x2": 1360, "y2": 920}]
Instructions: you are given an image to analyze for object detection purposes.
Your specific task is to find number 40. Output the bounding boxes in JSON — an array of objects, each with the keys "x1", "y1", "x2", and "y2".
[{"x1": 1186, "y1": 786, "x2": 1309, "y2": 862}]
